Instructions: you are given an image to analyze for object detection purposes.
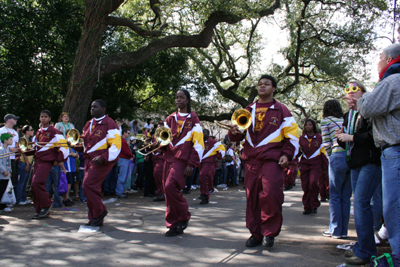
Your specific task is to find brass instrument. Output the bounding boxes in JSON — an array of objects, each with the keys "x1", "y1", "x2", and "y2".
[
  {"x1": 137, "y1": 127, "x2": 172, "y2": 156},
  {"x1": 214, "y1": 109, "x2": 252, "y2": 131},
  {"x1": 133, "y1": 134, "x2": 147, "y2": 142},
  {"x1": 0, "y1": 137, "x2": 32, "y2": 159},
  {"x1": 35, "y1": 129, "x2": 81, "y2": 147}
]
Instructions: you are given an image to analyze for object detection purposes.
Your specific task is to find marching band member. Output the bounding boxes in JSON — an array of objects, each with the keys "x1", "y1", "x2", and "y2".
[
  {"x1": 199, "y1": 129, "x2": 225, "y2": 204},
  {"x1": 31, "y1": 110, "x2": 69, "y2": 219},
  {"x1": 80, "y1": 100, "x2": 121, "y2": 227},
  {"x1": 299, "y1": 119, "x2": 328, "y2": 215},
  {"x1": 152, "y1": 131, "x2": 166, "y2": 202},
  {"x1": 228, "y1": 74, "x2": 299, "y2": 248},
  {"x1": 163, "y1": 89, "x2": 204, "y2": 236}
]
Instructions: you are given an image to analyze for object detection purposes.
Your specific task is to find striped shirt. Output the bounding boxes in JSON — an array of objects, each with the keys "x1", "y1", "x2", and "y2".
[{"x1": 320, "y1": 116, "x2": 345, "y2": 157}]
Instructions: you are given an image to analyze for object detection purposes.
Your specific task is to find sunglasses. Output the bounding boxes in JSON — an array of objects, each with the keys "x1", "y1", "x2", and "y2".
[{"x1": 344, "y1": 83, "x2": 361, "y2": 94}]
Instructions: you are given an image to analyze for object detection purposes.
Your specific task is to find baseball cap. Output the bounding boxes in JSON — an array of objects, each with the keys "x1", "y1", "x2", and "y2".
[
  {"x1": 130, "y1": 136, "x2": 136, "y2": 141},
  {"x1": 4, "y1": 114, "x2": 19, "y2": 122}
]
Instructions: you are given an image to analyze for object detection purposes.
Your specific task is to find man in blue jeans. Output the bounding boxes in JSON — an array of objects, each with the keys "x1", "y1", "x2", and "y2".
[
  {"x1": 356, "y1": 43, "x2": 400, "y2": 256},
  {"x1": 45, "y1": 164, "x2": 63, "y2": 208},
  {"x1": 116, "y1": 129, "x2": 134, "y2": 198}
]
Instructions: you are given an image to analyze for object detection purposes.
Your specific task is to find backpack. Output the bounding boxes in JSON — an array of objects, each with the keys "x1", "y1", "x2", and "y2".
[{"x1": 371, "y1": 253, "x2": 400, "y2": 267}]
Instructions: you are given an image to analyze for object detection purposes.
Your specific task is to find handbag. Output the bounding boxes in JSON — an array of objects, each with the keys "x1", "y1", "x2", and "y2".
[
  {"x1": 58, "y1": 172, "x2": 68, "y2": 196},
  {"x1": 371, "y1": 253, "x2": 400, "y2": 267},
  {"x1": 0, "y1": 179, "x2": 16, "y2": 204}
]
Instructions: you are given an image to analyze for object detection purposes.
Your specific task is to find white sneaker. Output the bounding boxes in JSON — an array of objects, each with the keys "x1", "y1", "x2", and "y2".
[
  {"x1": 129, "y1": 189, "x2": 138, "y2": 193},
  {"x1": 18, "y1": 200, "x2": 31, "y2": 205},
  {"x1": 191, "y1": 185, "x2": 196, "y2": 190},
  {"x1": 2, "y1": 207, "x2": 12, "y2": 212},
  {"x1": 378, "y1": 225, "x2": 388, "y2": 240}
]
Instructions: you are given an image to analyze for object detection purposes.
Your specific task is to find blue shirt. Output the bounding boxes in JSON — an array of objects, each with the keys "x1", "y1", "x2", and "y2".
[{"x1": 65, "y1": 148, "x2": 77, "y2": 172}]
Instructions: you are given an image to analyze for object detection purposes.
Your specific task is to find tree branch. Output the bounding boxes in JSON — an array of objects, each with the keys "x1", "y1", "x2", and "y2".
[
  {"x1": 106, "y1": 16, "x2": 168, "y2": 37},
  {"x1": 100, "y1": 1, "x2": 280, "y2": 77}
]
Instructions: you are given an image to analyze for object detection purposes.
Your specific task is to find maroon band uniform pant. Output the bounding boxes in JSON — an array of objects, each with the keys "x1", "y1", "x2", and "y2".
[
  {"x1": 153, "y1": 158, "x2": 165, "y2": 197},
  {"x1": 244, "y1": 160, "x2": 284, "y2": 241},
  {"x1": 284, "y1": 162, "x2": 297, "y2": 188},
  {"x1": 31, "y1": 158, "x2": 54, "y2": 213},
  {"x1": 163, "y1": 160, "x2": 191, "y2": 228},
  {"x1": 82, "y1": 158, "x2": 114, "y2": 223},
  {"x1": 199, "y1": 163, "x2": 215, "y2": 201},
  {"x1": 300, "y1": 164, "x2": 321, "y2": 210}
]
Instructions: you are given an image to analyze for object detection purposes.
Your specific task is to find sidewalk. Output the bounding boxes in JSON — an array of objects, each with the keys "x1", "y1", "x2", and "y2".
[{"x1": 0, "y1": 183, "x2": 388, "y2": 266}]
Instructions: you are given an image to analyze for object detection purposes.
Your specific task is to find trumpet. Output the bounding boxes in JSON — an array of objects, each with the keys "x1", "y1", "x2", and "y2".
[
  {"x1": 35, "y1": 129, "x2": 81, "y2": 147},
  {"x1": 0, "y1": 137, "x2": 33, "y2": 159},
  {"x1": 214, "y1": 109, "x2": 252, "y2": 131},
  {"x1": 137, "y1": 127, "x2": 172, "y2": 156}
]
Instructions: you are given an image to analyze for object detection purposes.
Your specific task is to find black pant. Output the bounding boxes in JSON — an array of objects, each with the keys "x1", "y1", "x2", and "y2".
[
  {"x1": 136, "y1": 162, "x2": 145, "y2": 189},
  {"x1": 226, "y1": 165, "x2": 235, "y2": 187},
  {"x1": 144, "y1": 158, "x2": 156, "y2": 196},
  {"x1": 0, "y1": 179, "x2": 9, "y2": 210}
]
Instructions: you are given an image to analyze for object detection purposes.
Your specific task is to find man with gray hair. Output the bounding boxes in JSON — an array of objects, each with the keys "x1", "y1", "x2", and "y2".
[{"x1": 354, "y1": 43, "x2": 400, "y2": 256}]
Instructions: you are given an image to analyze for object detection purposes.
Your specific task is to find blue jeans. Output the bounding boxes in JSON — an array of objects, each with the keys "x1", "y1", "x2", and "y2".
[
  {"x1": 77, "y1": 169, "x2": 86, "y2": 201},
  {"x1": 103, "y1": 165, "x2": 118, "y2": 193},
  {"x1": 328, "y1": 151, "x2": 352, "y2": 237},
  {"x1": 116, "y1": 158, "x2": 130, "y2": 195},
  {"x1": 45, "y1": 165, "x2": 62, "y2": 207},
  {"x1": 130, "y1": 160, "x2": 137, "y2": 186},
  {"x1": 351, "y1": 163, "x2": 382, "y2": 261},
  {"x1": 371, "y1": 183, "x2": 383, "y2": 231},
  {"x1": 16, "y1": 162, "x2": 31, "y2": 203},
  {"x1": 381, "y1": 146, "x2": 400, "y2": 254}
]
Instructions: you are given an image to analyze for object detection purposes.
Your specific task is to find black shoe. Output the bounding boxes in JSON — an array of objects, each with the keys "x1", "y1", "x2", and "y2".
[
  {"x1": 32, "y1": 213, "x2": 40, "y2": 219},
  {"x1": 303, "y1": 208, "x2": 312, "y2": 215},
  {"x1": 165, "y1": 228, "x2": 179, "y2": 237},
  {"x1": 177, "y1": 220, "x2": 189, "y2": 234},
  {"x1": 103, "y1": 192, "x2": 110, "y2": 196},
  {"x1": 311, "y1": 208, "x2": 317, "y2": 214},
  {"x1": 245, "y1": 235, "x2": 262, "y2": 247},
  {"x1": 85, "y1": 221, "x2": 103, "y2": 227},
  {"x1": 200, "y1": 199, "x2": 209, "y2": 204},
  {"x1": 38, "y1": 203, "x2": 53, "y2": 218},
  {"x1": 145, "y1": 194, "x2": 155, "y2": 198},
  {"x1": 182, "y1": 189, "x2": 191, "y2": 194},
  {"x1": 153, "y1": 197, "x2": 165, "y2": 202},
  {"x1": 116, "y1": 194, "x2": 128, "y2": 198},
  {"x1": 91, "y1": 209, "x2": 108, "y2": 226},
  {"x1": 199, "y1": 194, "x2": 206, "y2": 200},
  {"x1": 262, "y1": 236, "x2": 274, "y2": 248},
  {"x1": 63, "y1": 199, "x2": 75, "y2": 207},
  {"x1": 321, "y1": 198, "x2": 327, "y2": 202}
]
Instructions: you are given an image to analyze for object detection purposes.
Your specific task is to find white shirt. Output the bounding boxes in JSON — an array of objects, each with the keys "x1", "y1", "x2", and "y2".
[
  {"x1": 225, "y1": 148, "x2": 235, "y2": 166},
  {"x1": 0, "y1": 126, "x2": 19, "y2": 160},
  {"x1": 143, "y1": 123, "x2": 152, "y2": 131}
]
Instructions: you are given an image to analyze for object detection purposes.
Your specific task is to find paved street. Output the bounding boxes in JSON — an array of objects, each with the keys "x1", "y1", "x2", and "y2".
[{"x1": 0, "y1": 182, "x2": 384, "y2": 266}]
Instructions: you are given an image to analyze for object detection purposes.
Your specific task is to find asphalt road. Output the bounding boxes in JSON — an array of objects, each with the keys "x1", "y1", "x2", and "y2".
[{"x1": 0, "y1": 182, "x2": 387, "y2": 266}]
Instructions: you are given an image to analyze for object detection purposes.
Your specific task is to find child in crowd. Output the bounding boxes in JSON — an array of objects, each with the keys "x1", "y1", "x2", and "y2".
[
  {"x1": 63, "y1": 146, "x2": 79, "y2": 206},
  {"x1": 0, "y1": 133, "x2": 14, "y2": 213}
]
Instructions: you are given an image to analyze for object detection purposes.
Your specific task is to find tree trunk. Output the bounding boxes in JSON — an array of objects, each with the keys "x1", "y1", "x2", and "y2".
[{"x1": 62, "y1": 0, "x2": 123, "y2": 130}]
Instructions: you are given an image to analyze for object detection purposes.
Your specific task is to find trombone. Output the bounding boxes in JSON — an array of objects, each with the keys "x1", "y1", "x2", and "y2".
[
  {"x1": 137, "y1": 127, "x2": 172, "y2": 156},
  {"x1": 214, "y1": 109, "x2": 252, "y2": 131},
  {"x1": 0, "y1": 137, "x2": 33, "y2": 159},
  {"x1": 35, "y1": 129, "x2": 81, "y2": 147}
]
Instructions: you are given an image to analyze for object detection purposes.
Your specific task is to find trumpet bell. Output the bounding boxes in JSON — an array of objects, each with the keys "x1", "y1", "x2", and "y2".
[
  {"x1": 66, "y1": 129, "x2": 80, "y2": 146},
  {"x1": 231, "y1": 109, "x2": 252, "y2": 130},
  {"x1": 154, "y1": 127, "x2": 172, "y2": 146}
]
